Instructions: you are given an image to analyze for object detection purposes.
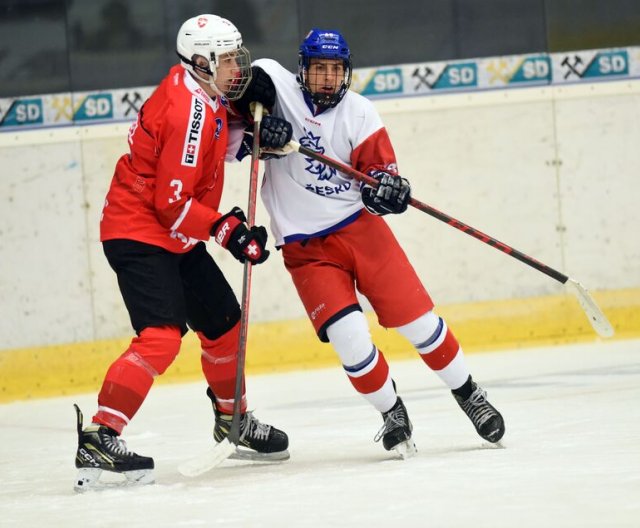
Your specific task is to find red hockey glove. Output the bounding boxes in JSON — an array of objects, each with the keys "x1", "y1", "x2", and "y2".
[
  {"x1": 361, "y1": 171, "x2": 411, "y2": 215},
  {"x1": 211, "y1": 207, "x2": 270, "y2": 265}
]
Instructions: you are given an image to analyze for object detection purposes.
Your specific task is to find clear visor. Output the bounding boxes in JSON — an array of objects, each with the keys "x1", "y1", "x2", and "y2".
[{"x1": 213, "y1": 47, "x2": 252, "y2": 100}]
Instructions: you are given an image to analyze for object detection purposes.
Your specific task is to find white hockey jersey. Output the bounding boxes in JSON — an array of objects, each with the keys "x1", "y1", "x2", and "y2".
[{"x1": 255, "y1": 58, "x2": 398, "y2": 246}]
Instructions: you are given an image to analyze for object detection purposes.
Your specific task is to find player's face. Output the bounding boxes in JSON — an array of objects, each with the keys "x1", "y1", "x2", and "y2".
[
  {"x1": 214, "y1": 50, "x2": 250, "y2": 98},
  {"x1": 307, "y1": 58, "x2": 344, "y2": 96},
  {"x1": 191, "y1": 52, "x2": 250, "y2": 99}
]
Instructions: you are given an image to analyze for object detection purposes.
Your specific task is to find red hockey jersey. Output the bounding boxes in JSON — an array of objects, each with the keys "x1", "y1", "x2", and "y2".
[{"x1": 100, "y1": 65, "x2": 235, "y2": 253}]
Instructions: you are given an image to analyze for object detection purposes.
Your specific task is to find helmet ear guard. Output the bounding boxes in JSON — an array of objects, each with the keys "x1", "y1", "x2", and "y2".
[
  {"x1": 176, "y1": 14, "x2": 252, "y2": 100},
  {"x1": 176, "y1": 53, "x2": 215, "y2": 78},
  {"x1": 297, "y1": 29, "x2": 352, "y2": 108}
]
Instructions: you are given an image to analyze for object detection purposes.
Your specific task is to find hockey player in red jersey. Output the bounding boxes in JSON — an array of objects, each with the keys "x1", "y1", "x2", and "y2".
[
  {"x1": 245, "y1": 29, "x2": 505, "y2": 458},
  {"x1": 73, "y1": 14, "x2": 293, "y2": 491}
]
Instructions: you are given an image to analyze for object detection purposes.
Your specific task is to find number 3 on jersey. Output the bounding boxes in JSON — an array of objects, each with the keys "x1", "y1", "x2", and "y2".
[{"x1": 169, "y1": 179, "x2": 183, "y2": 203}]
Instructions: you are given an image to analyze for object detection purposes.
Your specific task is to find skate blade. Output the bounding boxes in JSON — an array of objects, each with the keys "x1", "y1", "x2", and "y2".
[
  {"x1": 230, "y1": 447, "x2": 290, "y2": 462},
  {"x1": 178, "y1": 438, "x2": 236, "y2": 477},
  {"x1": 393, "y1": 439, "x2": 418, "y2": 459},
  {"x1": 74, "y1": 468, "x2": 154, "y2": 493}
]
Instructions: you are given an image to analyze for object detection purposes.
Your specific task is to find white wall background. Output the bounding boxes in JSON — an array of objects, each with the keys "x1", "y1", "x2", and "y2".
[{"x1": 1, "y1": 80, "x2": 639, "y2": 350}]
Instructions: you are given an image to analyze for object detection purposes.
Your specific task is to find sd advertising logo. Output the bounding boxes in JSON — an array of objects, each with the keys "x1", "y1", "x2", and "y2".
[
  {"x1": 73, "y1": 93, "x2": 114, "y2": 122},
  {"x1": 0, "y1": 98, "x2": 44, "y2": 127},
  {"x1": 411, "y1": 61, "x2": 477, "y2": 93},
  {"x1": 483, "y1": 55, "x2": 551, "y2": 87},
  {"x1": 509, "y1": 56, "x2": 551, "y2": 84},
  {"x1": 559, "y1": 50, "x2": 629, "y2": 80},
  {"x1": 356, "y1": 68, "x2": 403, "y2": 96}
]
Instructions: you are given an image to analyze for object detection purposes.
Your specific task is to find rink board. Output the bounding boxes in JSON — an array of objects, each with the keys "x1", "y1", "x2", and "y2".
[{"x1": 1, "y1": 287, "x2": 638, "y2": 403}]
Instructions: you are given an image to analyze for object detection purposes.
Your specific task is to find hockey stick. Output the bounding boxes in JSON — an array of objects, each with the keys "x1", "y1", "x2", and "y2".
[
  {"x1": 287, "y1": 140, "x2": 614, "y2": 338},
  {"x1": 179, "y1": 102, "x2": 264, "y2": 478}
]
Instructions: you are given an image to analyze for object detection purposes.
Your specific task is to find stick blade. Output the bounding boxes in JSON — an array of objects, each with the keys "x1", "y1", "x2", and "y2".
[
  {"x1": 567, "y1": 279, "x2": 615, "y2": 338},
  {"x1": 178, "y1": 439, "x2": 237, "y2": 477}
]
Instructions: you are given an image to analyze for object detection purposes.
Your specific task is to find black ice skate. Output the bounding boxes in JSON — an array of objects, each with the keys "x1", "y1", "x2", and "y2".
[
  {"x1": 374, "y1": 397, "x2": 417, "y2": 459},
  {"x1": 73, "y1": 404, "x2": 154, "y2": 492},
  {"x1": 453, "y1": 379, "x2": 505, "y2": 443},
  {"x1": 207, "y1": 388, "x2": 290, "y2": 462}
]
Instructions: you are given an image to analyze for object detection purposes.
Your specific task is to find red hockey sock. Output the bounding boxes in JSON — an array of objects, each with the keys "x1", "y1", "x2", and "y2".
[
  {"x1": 419, "y1": 326, "x2": 460, "y2": 370},
  {"x1": 416, "y1": 320, "x2": 469, "y2": 389},
  {"x1": 344, "y1": 346, "x2": 390, "y2": 394},
  {"x1": 93, "y1": 326, "x2": 182, "y2": 434},
  {"x1": 198, "y1": 322, "x2": 246, "y2": 414}
]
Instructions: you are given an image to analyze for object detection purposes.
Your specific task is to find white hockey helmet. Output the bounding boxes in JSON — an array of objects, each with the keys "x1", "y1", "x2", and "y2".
[{"x1": 176, "y1": 14, "x2": 252, "y2": 100}]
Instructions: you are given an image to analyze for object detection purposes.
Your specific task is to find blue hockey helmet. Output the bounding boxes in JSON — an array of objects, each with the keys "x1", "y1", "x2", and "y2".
[{"x1": 298, "y1": 29, "x2": 352, "y2": 108}]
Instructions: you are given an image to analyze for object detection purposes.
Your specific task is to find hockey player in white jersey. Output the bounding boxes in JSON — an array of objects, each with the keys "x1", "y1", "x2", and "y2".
[{"x1": 244, "y1": 29, "x2": 505, "y2": 457}]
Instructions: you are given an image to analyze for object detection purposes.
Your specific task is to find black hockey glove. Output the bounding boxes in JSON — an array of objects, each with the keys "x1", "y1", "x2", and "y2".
[
  {"x1": 260, "y1": 115, "x2": 292, "y2": 149},
  {"x1": 211, "y1": 207, "x2": 270, "y2": 265},
  {"x1": 234, "y1": 66, "x2": 276, "y2": 119},
  {"x1": 361, "y1": 171, "x2": 411, "y2": 215}
]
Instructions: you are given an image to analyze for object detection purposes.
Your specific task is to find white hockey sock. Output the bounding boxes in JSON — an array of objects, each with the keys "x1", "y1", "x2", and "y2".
[
  {"x1": 396, "y1": 310, "x2": 470, "y2": 390},
  {"x1": 326, "y1": 311, "x2": 397, "y2": 412}
]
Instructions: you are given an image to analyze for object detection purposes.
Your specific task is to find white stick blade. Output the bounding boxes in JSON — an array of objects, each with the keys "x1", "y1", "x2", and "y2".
[
  {"x1": 567, "y1": 279, "x2": 615, "y2": 338},
  {"x1": 178, "y1": 439, "x2": 236, "y2": 477}
]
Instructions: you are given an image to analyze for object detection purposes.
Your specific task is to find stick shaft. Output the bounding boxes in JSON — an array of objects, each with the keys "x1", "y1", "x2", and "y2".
[
  {"x1": 292, "y1": 141, "x2": 568, "y2": 284},
  {"x1": 288, "y1": 140, "x2": 613, "y2": 337},
  {"x1": 229, "y1": 102, "x2": 263, "y2": 444}
]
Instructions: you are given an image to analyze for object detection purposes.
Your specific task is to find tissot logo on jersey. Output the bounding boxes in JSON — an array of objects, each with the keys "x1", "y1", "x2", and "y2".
[{"x1": 182, "y1": 96, "x2": 206, "y2": 166}]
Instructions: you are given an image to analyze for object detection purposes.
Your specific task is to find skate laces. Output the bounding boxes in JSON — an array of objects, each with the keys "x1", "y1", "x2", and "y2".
[
  {"x1": 374, "y1": 404, "x2": 408, "y2": 443},
  {"x1": 241, "y1": 412, "x2": 271, "y2": 442},
  {"x1": 460, "y1": 386, "x2": 496, "y2": 427},
  {"x1": 100, "y1": 429, "x2": 134, "y2": 457}
]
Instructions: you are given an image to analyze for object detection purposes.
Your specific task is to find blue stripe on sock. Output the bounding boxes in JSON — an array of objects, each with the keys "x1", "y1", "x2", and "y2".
[
  {"x1": 343, "y1": 345, "x2": 377, "y2": 374},
  {"x1": 416, "y1": 317, "x2": 444, "y2": 349}
]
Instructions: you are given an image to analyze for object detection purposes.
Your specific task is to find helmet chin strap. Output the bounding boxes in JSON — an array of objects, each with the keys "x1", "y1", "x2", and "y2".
[
  {"x1": 189, "y1": 65, "x2": 226, "y2": 97},
  {"x1": 189, "y1": 69, "x2": 226, "y2": 99},
  {"x1": 208, "y1": 81, "x2": 227, "y2": 99},
  {"x1": 192, "y1": 69, "x2": 223, "y2": 92}
]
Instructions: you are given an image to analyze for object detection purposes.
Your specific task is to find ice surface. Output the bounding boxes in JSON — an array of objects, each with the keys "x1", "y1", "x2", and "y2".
[{"x1": 1, "y1": 339, "x2": 639, "y2": 527}]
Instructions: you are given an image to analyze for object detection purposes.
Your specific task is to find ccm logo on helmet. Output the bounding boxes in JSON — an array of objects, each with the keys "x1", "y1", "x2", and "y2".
[{"x1": 182, "y1": 97, "x2": 206, "y2": 167}]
